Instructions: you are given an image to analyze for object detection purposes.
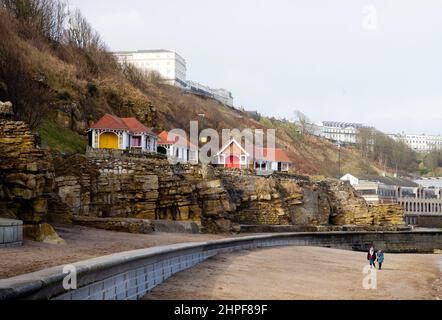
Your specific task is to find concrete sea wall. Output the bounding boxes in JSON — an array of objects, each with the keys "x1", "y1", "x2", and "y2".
[
  {"x1": 0, "y1": 230, "x2": 441, "y2": 300},
  {"x1": 0, "y1": 219, "x2": 23, "y2": 247}
]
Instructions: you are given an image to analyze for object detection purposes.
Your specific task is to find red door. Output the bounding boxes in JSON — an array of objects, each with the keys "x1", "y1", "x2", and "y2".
[{"x1": 225, "y1": 156, "x2": 240, "y2": 168}]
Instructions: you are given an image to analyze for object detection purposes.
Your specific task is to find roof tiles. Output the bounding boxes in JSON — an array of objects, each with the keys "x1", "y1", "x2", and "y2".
[{"x1": 90, "y1": 114, "x2": 156, "y2": 135}]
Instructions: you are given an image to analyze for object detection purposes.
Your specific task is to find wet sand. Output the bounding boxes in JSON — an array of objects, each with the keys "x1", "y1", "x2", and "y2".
[
  {"x1": 145, "y1": 247, "x2": 442, "y2": 300},
  {"x1": 0, "y1": 225, "x2": 235, "y2": 279}
]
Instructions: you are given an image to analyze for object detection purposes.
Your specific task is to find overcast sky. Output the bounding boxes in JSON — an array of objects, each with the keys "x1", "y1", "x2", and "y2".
[{"x1": 70, "y1": 0, "x2": 442, "y2": 134}]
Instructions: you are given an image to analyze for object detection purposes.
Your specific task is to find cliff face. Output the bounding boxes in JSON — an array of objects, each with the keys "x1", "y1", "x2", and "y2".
[
  {"x1": 52, "y1": 150, "x2": 238, "y2": 233},
  {"x1": 0, "y1": 102, "x2": 54, "y2": 223},
  {"x1": 218, "y1": 175, "x2": 405, "y2": 229},
  {"x1": 51, "y1": 152, "x2": 405, "y2": 233},
  {"x1": 326, "y1": 181, "x2": 405, "y2": 227},
  {"x1": 220, "y1": 172, "x2": 305, "y2": 225}
]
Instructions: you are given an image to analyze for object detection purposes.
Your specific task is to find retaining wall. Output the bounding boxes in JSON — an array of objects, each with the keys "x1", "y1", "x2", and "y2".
[
  {"x1": 418, "y1": 216, "x2": 442, "y2": 229},
  {"x1": 0, "y1": 230, "x2": 441, "y2": 300},
  {"x1": 0, "y1": 219, "x2": 23, "y2": 247}
]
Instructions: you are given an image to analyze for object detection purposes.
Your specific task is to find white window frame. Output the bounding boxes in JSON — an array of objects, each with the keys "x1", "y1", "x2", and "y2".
[{"x1": 219, "y1": 154, "x2": 226, "y2": 165}]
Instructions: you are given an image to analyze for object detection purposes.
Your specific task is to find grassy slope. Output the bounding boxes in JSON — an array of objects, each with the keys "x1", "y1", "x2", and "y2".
[{"x1": 37, "y1": 121, "x2": 86, "y2": 154}]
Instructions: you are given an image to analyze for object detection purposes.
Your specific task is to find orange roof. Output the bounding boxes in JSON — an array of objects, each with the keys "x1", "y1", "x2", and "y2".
[
  {"x1": 254, "y1": 148, "x2": 291, "y2": 163},
  {"x1": 90, "y1": 114, "x2": 128, "y2": 130},
  {"x1": 158, "y1": 131, "x2": 198, "y2": 148},
  {"x1": 90, "y1": 114, "x2": 156, "y2": 135},
  {"x1": 121, "y1": 118, "x2": 148, "y2": 133},
  {"x1": 217, "y1": 139, "x2": 291, "y2": 163}
]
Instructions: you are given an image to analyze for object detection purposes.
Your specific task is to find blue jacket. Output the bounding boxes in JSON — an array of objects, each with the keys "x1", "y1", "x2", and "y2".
[{"x1": 377, "y1": 251, "x2": 385, "y2": 263}]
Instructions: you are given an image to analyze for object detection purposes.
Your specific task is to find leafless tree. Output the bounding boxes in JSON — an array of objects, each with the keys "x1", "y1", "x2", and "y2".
[
  {"x1": 357, "y1": 128, "x2": 418, "y2": 173},
  {"x1": 294, "y1": 110, "x2": 313, "y2": 136},
  {"x1": 121, "y1": 62, "x2": 165, "y2": 89},
  {"x1": 0, "y1": 0, "x2": 68, "y2": 42},
  {"x1": 0, "y1": 44, "x2": 52, "y2": 129},
  {"x1": 66, "y1": 8, "x2": 102, "y2": 49}
]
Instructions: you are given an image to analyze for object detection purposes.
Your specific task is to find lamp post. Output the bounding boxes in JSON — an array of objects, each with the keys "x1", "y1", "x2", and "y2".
[
  {"x1": 198, "y1": 113, "x2": 207, "y2": 145},
  {"x1": 336, "y1": 141, "x2": 342, "y2": 177}
]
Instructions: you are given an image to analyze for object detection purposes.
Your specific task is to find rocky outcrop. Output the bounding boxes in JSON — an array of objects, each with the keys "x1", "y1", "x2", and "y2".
[
  {"x1": 72, "y1": 216, "x2": 155, "y2": 234},
  {"x1": 23, "y1": 223, "x2": 65, "y2": 245},
  {"x1": 72, "y1": 216, "x2": 201, "y2": 234},
  {"x1": 0, "y1": 102, "x2": 54, "y2": 224},
  {"x1": 327, "y1": 181, "x2": 406, "y2": 227},
  {"x1": 220, "y1": 172, "x2": 304, "y2": 225},
  {"x1": 371, "y1": 204, "x2": 406, "y2": 226},
  {"x1": 217, "y1": 175, "x2": 405, "y2": 230},
  {"x1": 52, "y1": 150, "x2": 238, "y2": 233},
  {"x1": 51, "y1": 153, "x2": 405, "y2": 233},
  {"x1": 327, "y1": 181, "x2": 372, "y2": 225}
]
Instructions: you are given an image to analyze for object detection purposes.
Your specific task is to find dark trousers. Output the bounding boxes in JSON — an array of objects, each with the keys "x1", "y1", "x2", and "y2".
[
  {"x1": 370, "y1": 259, "x2": 376, "y2": 267},
  {"x1": 379, "y1": 262, "x2": 383, "y2": 270}
]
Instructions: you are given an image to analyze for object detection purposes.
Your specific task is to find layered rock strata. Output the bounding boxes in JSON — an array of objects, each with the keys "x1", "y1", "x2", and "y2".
[
  {"x1": 0, "y1": 102, "x2": 54, "y2": 224},
  {"x1": 52, "y1": 152, "x2": 406, "y2": 233}
]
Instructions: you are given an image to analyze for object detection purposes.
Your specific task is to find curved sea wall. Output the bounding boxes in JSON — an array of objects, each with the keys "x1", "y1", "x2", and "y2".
[{"x1": 0, "y1": 230, "x2": 441, "y2": 301}]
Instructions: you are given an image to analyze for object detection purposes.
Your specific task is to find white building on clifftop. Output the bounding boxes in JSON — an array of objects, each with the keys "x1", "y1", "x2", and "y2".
[
  {"x1": 316, "y1": 121, "x2": 373, "y2": 145},
  {"x1": 113, "y1": 49, "x2": 234, "y2": 107},
  {"x1": 388, "y1": 133, "x2": 442, "y2": 153},
  {"x1": 113, "y1": 49, "x2": 188, "y2": 88}
]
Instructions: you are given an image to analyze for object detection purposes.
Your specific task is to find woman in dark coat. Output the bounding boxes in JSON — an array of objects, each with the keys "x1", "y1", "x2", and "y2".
[{"x1": 367, "y1": 247, "x2": 377, "y2": 269}]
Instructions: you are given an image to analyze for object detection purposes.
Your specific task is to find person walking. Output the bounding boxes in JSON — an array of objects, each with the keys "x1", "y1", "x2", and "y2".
[
  {"x1": 377, "y1": 250, "x2": 385, "y2": 270},
  {"x1": 367, "y1": 247, "x2": 377, "y2": 269}
]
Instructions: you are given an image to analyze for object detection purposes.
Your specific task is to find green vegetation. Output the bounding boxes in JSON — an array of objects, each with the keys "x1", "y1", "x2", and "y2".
[
  {"x1": 357, "y1": 128, "x2": 419, "y2": 174},
  {"x1": 418, "y1": 149, "x2": 442, "y2": 177},
  {"x1": 37, "y1": 121, "x2": 86, "y2": 153},
  {"x1": 259, "y1": 117, "x2": 302, "y2": 141},
  {"x1": 419, "y1": 167, "x2": 431, "y2": 176}
]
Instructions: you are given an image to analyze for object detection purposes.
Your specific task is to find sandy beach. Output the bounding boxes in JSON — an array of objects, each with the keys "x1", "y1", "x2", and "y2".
[{"x1": 145, "y1": 247, "x2": 442, "y2": 300}]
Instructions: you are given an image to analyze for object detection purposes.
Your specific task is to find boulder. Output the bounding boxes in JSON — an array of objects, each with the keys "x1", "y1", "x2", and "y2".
[
  {"x1": 72, "y1": 216, "x2": 155, "y2": 234},
  {"x1": 23, "y1": 223, "x2": 65, "y2": 245}
]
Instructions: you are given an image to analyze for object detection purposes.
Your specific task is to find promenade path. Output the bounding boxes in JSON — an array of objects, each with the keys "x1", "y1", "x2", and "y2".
[
  {"x1": 145, "y1": 246, "x2": 442, "y2": 300},
  {"x1": 0, "y1": 225, "x2": 238, "y2": 279}
]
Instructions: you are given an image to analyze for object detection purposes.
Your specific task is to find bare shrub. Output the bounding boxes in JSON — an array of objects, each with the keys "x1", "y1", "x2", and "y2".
[
  {"x1": 0, "y1": 47, "x2": 53, "y2": 128},
  {"x1": 0, "y1": 0, "x2": 68, "y2": 43},
  {"x1": 65, "y1": 8, "x2": 102, "y2": 50},
  {"x1": 121, "y1": 62, "x2": 164, "y2": 89},
  {"x1": 0, "y1": 9, "x2": 53, "y2": 129}
]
